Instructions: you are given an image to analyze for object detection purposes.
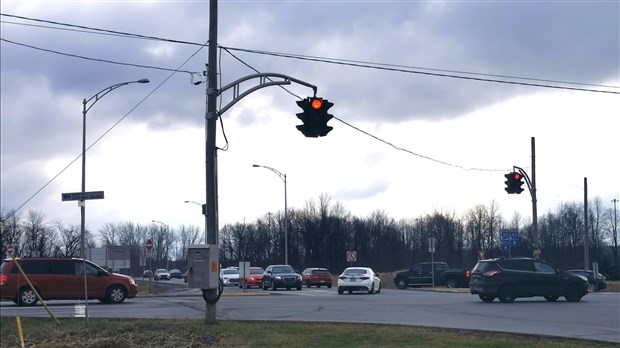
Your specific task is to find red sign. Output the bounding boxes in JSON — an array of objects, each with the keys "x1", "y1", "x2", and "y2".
[
  {"x1": 146, "y1": 239, "x2": 153, "y2": 251},
  {"x1": 7, "y1": 244, "x2": 14, "y2": 256}
]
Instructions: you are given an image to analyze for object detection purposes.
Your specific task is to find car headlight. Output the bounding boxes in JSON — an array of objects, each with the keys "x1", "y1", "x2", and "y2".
[
  {"x1": 578, "y1": 275, "x2": 588, "y2": 282},
  {"x1": 275, "y1": 276, "x2": 282, "y2": 280},
  {"x1": 129, "y1": 278, "x2": 136, "y2": 285}
]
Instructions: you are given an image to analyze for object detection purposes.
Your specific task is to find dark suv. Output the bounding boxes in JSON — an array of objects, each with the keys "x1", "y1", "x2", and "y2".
[{"x1": 469, "y1": 257, "x2": 589, "y2": 303}]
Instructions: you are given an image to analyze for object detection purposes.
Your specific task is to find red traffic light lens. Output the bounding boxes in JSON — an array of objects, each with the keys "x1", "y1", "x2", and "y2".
[
  {"x1": 513, "y1": 173, "x2": 521, "y2": 180},
  {"x1": 311, "y1": 98, "x2": 323, "y2": 110}
]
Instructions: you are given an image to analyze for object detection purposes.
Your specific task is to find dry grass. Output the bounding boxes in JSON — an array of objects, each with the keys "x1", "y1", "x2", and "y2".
[{"x1": 2, "y1": 318, "x2": 617, "y2": 348}]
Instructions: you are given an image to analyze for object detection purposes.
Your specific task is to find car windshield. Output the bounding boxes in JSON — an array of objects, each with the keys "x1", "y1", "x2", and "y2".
[
  {"x1": 312, "y1": 270, "x2": 330, "y2": 275},
  {"x1": 222, "y1": 269, "x2": 238, "y2": 275},
  {"x1": 343, "y1": 269, "x2": 368, "y2": 275},
  {"x1": 250, "y1": 269, "x2": 264, "y2": 274},
  {"x1": 272, "y1": 266, "x2": 295, "y2": 274}
]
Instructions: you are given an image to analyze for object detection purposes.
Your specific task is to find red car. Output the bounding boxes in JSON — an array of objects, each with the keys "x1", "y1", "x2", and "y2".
[
  {"x1": 301, "y1": 268, "x2": 333, "y2": 288},
  {"x1": 240, "y1": 267, "x2": 265, "y2": 288}
]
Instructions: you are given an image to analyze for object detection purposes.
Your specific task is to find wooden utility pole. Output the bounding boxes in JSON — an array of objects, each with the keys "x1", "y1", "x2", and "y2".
[{"x1": 204, "y1": 0, "x2": 219, "y2": 325}]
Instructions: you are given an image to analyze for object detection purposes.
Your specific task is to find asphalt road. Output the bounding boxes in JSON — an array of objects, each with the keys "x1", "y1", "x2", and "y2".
[{"x1": 2, "y1": 283, "x2": 619, "y2": 344}]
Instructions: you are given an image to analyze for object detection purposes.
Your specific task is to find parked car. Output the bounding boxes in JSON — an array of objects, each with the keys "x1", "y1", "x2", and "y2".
[
  {"x1": 567, "y1": 269, "x2": 607, "y2": 292},
  {"x1": 154, "y1": 269, "x2": 171, "y2": 281},
  {"x1": 0, "y1": 257, "x2": 137, "y2": 306},
  {"x1": 262, "y1": 265, "x2": 302, "y2": 291},
  {"x1": 169, "y1": 269, "x2": 183, "y2": 279},
  {"x1": 240, "y1": 267, "x2": 265, "y2": 288},
  {"x1": 301, "y1": 268, "x2": 333, "y2": 288},
  {"x1": 337, "y1": 267, "x2": 381, "y2": 295},
  {"x1": 142, "y1": 270, "x2": 152, "y2": 279},
  {"x1": 220, "y1": 268, "x2": 240, "y2": 287},
  {"x1": 469, "y1": 257, "x2": 589, "y2": 303},
  {"x1": 393, "y1": 262, "x2": 470, "y2": 289}
]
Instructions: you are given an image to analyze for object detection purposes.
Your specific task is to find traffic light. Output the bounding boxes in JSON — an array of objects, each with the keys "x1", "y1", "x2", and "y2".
[
  {"x1": 296, "y1": 97, "x2": 334, "y2": 137},
  {"x1": 504, "y1": 172, "x2": 525, "y2": 194}
]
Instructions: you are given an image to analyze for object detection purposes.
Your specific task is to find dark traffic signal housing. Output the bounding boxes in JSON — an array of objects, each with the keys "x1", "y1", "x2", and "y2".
[
  {"x1": 504, "y1": 172, "x2": 525, "y2": 194},
  {"x1": 296, "y1": 97, "x2": 334, "y2": 137}
]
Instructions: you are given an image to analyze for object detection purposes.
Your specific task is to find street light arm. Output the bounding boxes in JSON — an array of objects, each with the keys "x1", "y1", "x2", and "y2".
[
  {"x1": 252, "y1": 164, "x2": 285, "y2": 182},
  {"x1": 151, "y1": 220, "x2": 169, "y2": 229},
  {"x1": 83, "y1": 79, "x2": 150, "y2": 113}
]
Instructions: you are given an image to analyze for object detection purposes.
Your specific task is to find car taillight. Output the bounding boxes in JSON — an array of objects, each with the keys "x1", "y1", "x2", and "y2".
[
  {"x1": 597, "y1": 274, "x2": 605, "y2": 280},
  {"x1": 482, "y1": 270, "x2": 500, "y2": 277},
  {"x1": 360, "y1": 276, "x2": 370, "y2": 280},
  {"x1": 465, "y1": 270, "x2": 471, "y2": 278},
  {"x1": 339, "y1": 276, "x2": 347, "y2": 280},
  {"x1": 0, "y1": 274, "x2": 6, "y2": 285}
]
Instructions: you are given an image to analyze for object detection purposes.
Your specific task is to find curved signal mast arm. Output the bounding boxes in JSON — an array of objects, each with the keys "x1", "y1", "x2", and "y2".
[{"x1": 213, "y1": 73, "x2": 318, "y2": 117}]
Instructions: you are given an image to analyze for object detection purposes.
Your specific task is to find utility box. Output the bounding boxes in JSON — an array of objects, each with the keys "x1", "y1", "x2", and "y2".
[{"x1": 187, "y1": 244, "x2": 220, "y2": 289}]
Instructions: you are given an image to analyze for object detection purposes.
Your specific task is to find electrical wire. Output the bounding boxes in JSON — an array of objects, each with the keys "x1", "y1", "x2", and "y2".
[
  {"x1": 4, "y1": 40, "x2": 209, "y2": 221},
  {"x1": 2, "y1": 13, "x2": 617, "y2": 93},
  {"x1": 220, "y1": 46, "x2": 509, "y2": 173},
  {"x1": 220, "y1": 46, "x2": 620, "y2": 95},
  {"x1": 1, "y1": 38, "x2": 200, "y2": 76}
]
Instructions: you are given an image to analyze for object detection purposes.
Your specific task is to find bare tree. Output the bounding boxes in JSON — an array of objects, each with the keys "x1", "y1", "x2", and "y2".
[
  {"x1": 22, "y1": 210, "x2": 57, "y2": 257},
  {"x1": 52, "y1": 221, "x2": 81, "y2": 257},
  {"x1": 1, "y1": 208, "x2": 23, "y2": 256}
]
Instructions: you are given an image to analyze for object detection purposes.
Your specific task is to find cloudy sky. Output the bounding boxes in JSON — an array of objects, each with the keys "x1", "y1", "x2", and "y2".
[{"x1": 1, "y1": 1, "x2": 619, "y2": 239}]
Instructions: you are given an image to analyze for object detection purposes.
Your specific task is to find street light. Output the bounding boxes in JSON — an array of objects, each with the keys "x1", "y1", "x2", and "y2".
[
  {"x1": 152, "y1": 220, "x2": 170, "y2": 269},
  {"x1": 185, "y1": 200, "x2": 207, "y2": 216},
  {"x1": 78, "y1": 78, "x2": 148, "y2": 324},
  {"x1": 80, "y1": 78, "x2": 150, "y2": 260},
  {"x1": 253, "y1": 164, "x2": 288, "y2": 265}
]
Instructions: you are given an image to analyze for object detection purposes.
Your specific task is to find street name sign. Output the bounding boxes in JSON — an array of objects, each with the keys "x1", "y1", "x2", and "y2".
[{"x1": 61, "y1": 191, "x2": 105, "y2": 201}]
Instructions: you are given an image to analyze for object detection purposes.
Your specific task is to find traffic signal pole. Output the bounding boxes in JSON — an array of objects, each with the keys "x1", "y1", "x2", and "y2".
[{"x1": 512, "y1": 137, "x2": 539, "y2": 259}]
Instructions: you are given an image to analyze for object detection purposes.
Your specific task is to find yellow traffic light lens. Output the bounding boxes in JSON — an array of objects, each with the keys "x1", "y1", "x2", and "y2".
[{"x1": 311, "y1": 98, "x2": 323, "y2": 110}]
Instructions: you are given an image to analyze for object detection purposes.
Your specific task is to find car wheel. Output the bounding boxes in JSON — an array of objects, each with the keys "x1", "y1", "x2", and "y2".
[
  {"x1": 306, "y1": 284, "x2": 311, "y2": 288},
  {"x1": 270, "y1": 281, "x2": 277, "y2": 291},
  {"x1": 106, "y1": 285, "x2": 127, "y2": 304},
  {"x1": 297, "y1": 284, "x2": 302, "y2": 291},
  {"x1": 377, "y1": 284, "x2": 381, "y2": 293},
  {"x1": 396, "y1": 278, "x2": 408, "y2": 289},
  {"x1": 262, "y1": 281, "x2": 267, "y2": 290},
  {"x1": 368, "y1": 282, "x2": 375, "y2": 294},
  {"x1": 446, "y1": 278, "x2": 458, "y2": 289},
  {"x1": 338, "y1": 287, "x2": 343, "y2": 295},
  {"x1": 564, "y1": 285, "x2": 583, "y2": 302},
  {"x1": 544, "y1": 295, "x2": 559, "y2": 302},
  {"x1": 327, "y1": 284, "x2": 332, "y2": 288},
  {"x1": 478, "y1": 294, "x2": 495, "y2": 303},
  {"x1": 498, "y1": 285, "x2": 517, "y2": 303},
  {"x1": 18, "y1": 286, "x2": 38, "y2": 306}
]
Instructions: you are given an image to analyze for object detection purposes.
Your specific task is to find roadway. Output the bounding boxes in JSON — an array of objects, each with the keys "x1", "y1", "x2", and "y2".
[{"x1": 1, "y1": 283, "x2": 618, "y2": 343}]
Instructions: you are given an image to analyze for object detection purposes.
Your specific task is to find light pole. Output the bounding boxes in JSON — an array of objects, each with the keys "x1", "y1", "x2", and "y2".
[
  {"x1": 253, "y1": 164, "x2": 288, "y2": 265},
  {"x1": 80, "y1": 78, "x2": 149, "y2": 260},
  {"x1": 152, "y1": 220, "x2": 170, "y2": 269},
  {"x1": 185, "y1": 200, "x2": 207, "y2": 242},
  {"x1": 79, "y1": 78, "x2": 148, "y2": 324}
]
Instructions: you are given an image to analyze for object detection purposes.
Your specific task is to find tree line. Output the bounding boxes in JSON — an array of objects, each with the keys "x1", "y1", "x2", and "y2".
[{"x1": 1, "y1": 194, "x2": 618, "y2": 279}]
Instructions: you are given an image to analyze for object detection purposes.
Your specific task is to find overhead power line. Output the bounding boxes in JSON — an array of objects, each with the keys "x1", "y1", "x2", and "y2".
[
  {"x1": 2, "y1": 13, "x2": 618, "y2": 94},
  {"x1": 0, "y1": 38, "x2": 201, "y2": 77},
  {"x1": 220, "y1": 46, "x2": 620, "y2": 95}
]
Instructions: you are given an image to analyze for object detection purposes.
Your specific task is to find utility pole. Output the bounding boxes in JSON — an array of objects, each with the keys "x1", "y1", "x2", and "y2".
[
  {"x1": 613, "y1": 199, "x2": 619, "y2": 266},
  {"x1": 531, "y1": 137, "x2": 539, "y2": 259},
  {"x1": 584, "y1": 178, "x2": 589, "y2": 270},
  {"x1": 204, "y1": 0, "x2": 219, "y2": 325}
]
